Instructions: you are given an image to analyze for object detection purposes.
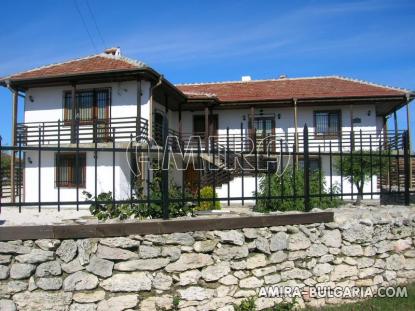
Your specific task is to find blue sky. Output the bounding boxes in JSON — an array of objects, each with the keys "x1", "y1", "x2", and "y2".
[{"x1": 0, "y1": 0, "x2": 414, "y2": 145}]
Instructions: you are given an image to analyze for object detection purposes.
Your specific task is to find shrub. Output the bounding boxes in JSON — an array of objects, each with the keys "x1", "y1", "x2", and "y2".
[
  {"x1": 234, "y1": 297, "x2": 256, "y2": 311},
  {"x1": 255, "y1": 166, "x2": 340, "y2": 212},
  {"x1": 1, "y1": 153, "x2": 10, "y2": 172},
  {"x1": 194, "y1": 186, "x2": 221, "y2": 211},
  {"x1": 84, "y1": 191, "x2": 133, "y2": 220},
  {"x1": 84, "y1": 176, "x2": 193, "y2": 221},
  {"x1": 234, "y1": 297, "x2": 297, "y2": 311}
]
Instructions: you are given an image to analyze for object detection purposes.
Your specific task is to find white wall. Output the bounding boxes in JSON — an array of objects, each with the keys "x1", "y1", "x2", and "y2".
[
  {"x1": 215, "y1": 152, "x2": 379, "y2": 207},
  {"x1": 24, "y1": 80, "x2": 152, "y2": 143},
  {"x1": 181, "y1": 104, "x2": 378, "y2": 135},
  {"x1": 24, "y1": 150, "x2": 132, "y2": 204}
]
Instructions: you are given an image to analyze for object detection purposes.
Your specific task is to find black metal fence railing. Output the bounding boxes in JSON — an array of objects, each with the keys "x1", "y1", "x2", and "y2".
[{"x1": 0, "y1": 121, "x2": 413, "y2": 219}]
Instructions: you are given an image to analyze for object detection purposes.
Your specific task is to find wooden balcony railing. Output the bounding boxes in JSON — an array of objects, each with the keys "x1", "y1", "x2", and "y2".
[
  {"x1": 17, "y1": 117, "x2": 149, "y2": 145},
  {"x1": 165, "y1": 129, "x2": 406, "y2": 153}
]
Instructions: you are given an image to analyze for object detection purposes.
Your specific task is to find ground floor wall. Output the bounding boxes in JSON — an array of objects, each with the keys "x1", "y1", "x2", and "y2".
[
  {"x1": 23, "y1": 151, "x2": 378, "y2": 206},
  {"x1": 24, "y1": 150, "x2": 132, "y2": 204},
  {"x1": 216, "y1": 155, "x2": 379, "y2": 204},
  {"x1": 0, "y1": 206, "x2": 414, "y2": 310}
]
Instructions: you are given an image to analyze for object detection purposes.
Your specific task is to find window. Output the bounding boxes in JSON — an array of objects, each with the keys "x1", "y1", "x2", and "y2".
[
  {"x1": 55, "y1": 153, "x2": 86, "y2": 188},
  {"x1": 64, "y1": 88, "x2": 110, "y2": 122},
  {"x1": 314, "y1": 110, "x2": 340, "y2": 136},
  {"x1": 299, "y1": 157, "x2": 321, "y2": 172}
]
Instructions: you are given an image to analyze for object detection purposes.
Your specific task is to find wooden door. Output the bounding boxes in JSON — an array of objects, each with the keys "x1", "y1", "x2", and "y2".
[{"x1": 253, "y1": 116, "x2": 275, "y2": 152}]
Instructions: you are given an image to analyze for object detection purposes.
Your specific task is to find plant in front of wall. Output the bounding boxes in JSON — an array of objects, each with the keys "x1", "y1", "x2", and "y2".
[
  {"x1": 85, "y1": 173, "x2": 194, "y2": 220},
  {"x1": 83, "y1": 191, "x2": 135, "y2": 220},
  {"x1": 334, "y1": 151, "x2": 385, "y2": 205},
  {"x1": 234, "y1": 297, "x2": 256, "y2": 311},
  {"x1": 233, "y1": 297, "x2": 297, "y2": 311},
  {"x1": 194, "y1": 186, "x2": 221, "y2": 211},
  {"x1": 255, "y1": 166, "x2": 341, "y2": 212}
]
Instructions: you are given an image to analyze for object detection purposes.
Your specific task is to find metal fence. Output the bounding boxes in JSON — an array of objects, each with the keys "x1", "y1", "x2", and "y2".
[{"x1": 0, "y1": 117, "x2": 412, "y2": 219}]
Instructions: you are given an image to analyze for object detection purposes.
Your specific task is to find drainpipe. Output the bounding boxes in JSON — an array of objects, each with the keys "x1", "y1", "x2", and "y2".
[{"x1": 149, "y1": 75, "x2": 163, "y2": 138}]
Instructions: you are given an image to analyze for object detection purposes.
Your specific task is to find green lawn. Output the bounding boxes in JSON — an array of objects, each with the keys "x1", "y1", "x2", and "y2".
[{"x1": 308, "y1": 283, "x2": 415, "y2": 311}]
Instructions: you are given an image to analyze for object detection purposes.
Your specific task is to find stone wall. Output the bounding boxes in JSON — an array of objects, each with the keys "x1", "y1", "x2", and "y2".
[{"x1": 0, "y1": 206, "x2": 414, "y2": 311}]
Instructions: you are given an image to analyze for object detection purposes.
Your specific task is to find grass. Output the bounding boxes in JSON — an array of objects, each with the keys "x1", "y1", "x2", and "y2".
[{"x1": 307, "y1": 283, "x2": 415, "y2": 311}]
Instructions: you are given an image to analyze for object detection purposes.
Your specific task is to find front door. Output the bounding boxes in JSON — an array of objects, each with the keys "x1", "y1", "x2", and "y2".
[
  {"x1": 253, "y1": 116, "x2": 275, "y2": 152},
  {"x1": 193, "y1": 115, "x2": 218, "y2": 149}
]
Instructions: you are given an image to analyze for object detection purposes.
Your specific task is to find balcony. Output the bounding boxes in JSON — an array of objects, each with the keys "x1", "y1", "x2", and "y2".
[
  {"x1": 17, "y1": 117, "x2": 149, "y2": 146},
  {"x1": 171, "y1": 129, "x2": 406, "y2": 154}
]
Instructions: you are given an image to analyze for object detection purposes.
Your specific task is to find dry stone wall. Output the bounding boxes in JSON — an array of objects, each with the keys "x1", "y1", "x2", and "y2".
[{"x1": 0, "y1": 206, "x2": 414, "y2": 310}]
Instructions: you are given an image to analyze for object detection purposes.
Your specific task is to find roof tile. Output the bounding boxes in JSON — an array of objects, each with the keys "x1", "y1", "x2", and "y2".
[
  {"x1": 177, "y1": 77, "x2": 408, "y2": 102},
  {"x1": 5, "y1": 54, "x2": 145, "y2": 81}
]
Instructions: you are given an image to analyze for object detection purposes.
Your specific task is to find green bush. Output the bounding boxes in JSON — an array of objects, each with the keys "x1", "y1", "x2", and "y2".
[
  {"x1": 84, "y1": 176, "x2": 193, "y2": 221},
  {"x1": 84, "y1": 191, "x2": 133, "y2": 220},
  {"x1": 234, "y1": 297, "x2": 297, "y2": 311},
  {"x1": 1, "y1": 153, "x2": 10, "y2": 172},
  {"x1": 234, "y1": 297, "x2": 256, "y2": 311},
  {"x1": 194, "y1": 186, "x2": 221, "y2": 211},
  {"x1": 255, "y1": 166, "x2": 340, "y2": 212}
]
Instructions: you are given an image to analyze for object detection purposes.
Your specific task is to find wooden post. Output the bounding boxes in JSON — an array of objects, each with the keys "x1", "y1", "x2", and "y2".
[
  {"x1": 164, "y1": 93, "x2": 168, "y2": 113},
  {"x1": 394, "y1": 110, "x2": 398, "y2": 150},
  {"x1": 204, "y1": 106, "x2": 209, "y2": 151},
  {"x1": 136, "y1": 80, "x2": 142, "y2": 138},
  {"x1": 383, "y1": 116, "x2": 388, "y2": 147},
  {"x1": 10, "y1": 90, "x2": 18, "y2": 203},
  {"x1": 404, "y1": 131, "x2": 410, "y2": 205},
  {"x1": 71, "y1": 83, "x2": 77, "y2": 143},
  {"x1": 179, "y1": 102, "x2": 182, "y2": 141},
  {"x1": 406, "y1": 100, "x2": 412, "y2": 187},
  {"x1": 350, "y1": 104, "x2": 354, "y2": 150},
  {"x1": 293, "y1": 98, "x2": 299, "y2": 167},
  {"x1": 250, "y1": 106, "x2": 255, "y2": 138}
]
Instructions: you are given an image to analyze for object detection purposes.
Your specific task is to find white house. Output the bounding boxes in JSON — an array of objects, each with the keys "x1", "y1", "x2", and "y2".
[{"x1": 1, "y1": 48, "x2": 413, "y2": 206}]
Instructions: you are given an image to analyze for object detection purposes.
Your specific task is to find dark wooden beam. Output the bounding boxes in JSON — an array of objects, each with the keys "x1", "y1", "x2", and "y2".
[
  {"x1": 394, "y1": 110, "x2": 398, "y2": 150},
  {"x1": 71, "y1": 83, "x2": 77, "y2": 143},
  {"x1": 179, "y1": 101, "x2": 182, "y2": 140},
  {"x1": 0, "y1": 212, "x2": 334, "y2": 241},
  {"x1": 250, "y1": 106, "x2": 255, "y2": 139},
  {"x1": 136, "y1": 80, "x2": 142, "y2": 137},
  {"x1": 205, "y1": 106, "x2": 209, "y2": 151},
  {"x1": 406, "y1": 100, "x2": 412, "y2": 187}
]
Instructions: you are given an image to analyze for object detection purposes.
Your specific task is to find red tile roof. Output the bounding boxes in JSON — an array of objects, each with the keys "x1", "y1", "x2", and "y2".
[
  {"x1": 4, "y1": 54, "x2": 146, "y2": 81},
  {"x1": 177, "y1": 77, "x2": 409, "y2": 102}
]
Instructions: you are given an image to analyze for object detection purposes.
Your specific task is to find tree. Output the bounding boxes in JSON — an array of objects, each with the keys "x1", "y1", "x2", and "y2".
[
  {"x1": 255, "y1": 166, "x2": 340, "y2": 212},
  {"x1": 335, "y1": 151, "x2": 385, "y2": 204},
  {"x1": 1, "y1": 153, "x2": 11, "y2": 178}
]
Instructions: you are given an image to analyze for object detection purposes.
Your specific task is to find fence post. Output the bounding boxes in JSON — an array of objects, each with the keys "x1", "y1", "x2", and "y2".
[
  {"x1": 161, "y1": 114, "x2": 169, "y2": 219},
  {"x1": 404, "y1": 130, "x2": 410, "y2": 206},
  {"x1": 303, "y1": 124, "x2": 311, "y2": 212}
]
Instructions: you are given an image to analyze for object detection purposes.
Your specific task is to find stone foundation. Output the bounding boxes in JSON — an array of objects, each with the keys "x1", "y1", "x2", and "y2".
[{"x1": 0, "y1": 205, "x2": 414, "y2": 310}]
